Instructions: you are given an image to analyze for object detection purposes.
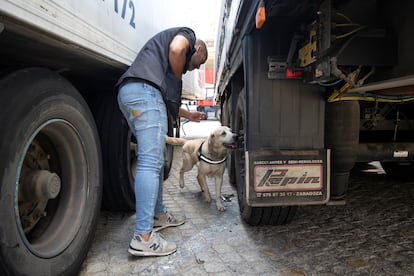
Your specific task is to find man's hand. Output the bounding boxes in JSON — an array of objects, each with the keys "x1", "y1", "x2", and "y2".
[{"x1": 179, "y1": 108, "x2": 205, "y2": 122}]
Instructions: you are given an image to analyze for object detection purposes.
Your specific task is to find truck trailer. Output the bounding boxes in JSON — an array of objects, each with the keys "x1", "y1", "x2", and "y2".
[
  {"x1": 0, "y1": 0, "x2": 185, "y2": 274},
  {"x1": 215, "y1": 0, "x2": 414, "y2": 225}
]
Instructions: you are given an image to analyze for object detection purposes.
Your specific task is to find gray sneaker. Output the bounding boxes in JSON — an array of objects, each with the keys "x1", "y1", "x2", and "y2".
[
  {"x1": 153, "y1": 212, "x2": 185, "y2": 232},
  {"x1": 128, "y1": 231, "x2": 177, "y2": 257}
]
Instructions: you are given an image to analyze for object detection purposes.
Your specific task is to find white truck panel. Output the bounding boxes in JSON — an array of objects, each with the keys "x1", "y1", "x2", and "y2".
[
  {"x1": 225, "y1": 0, "x2": 241, "y2": 54},
  {"x1": 0, "y1": 0, "x2": 196, "y2": 65},
  {"x1": 0, "y1": 0, "x2": 213, "y2": 66},
  {"x1": 0, "y1": 0, "x2": 145, "y2": 64},
  {"x1": 215, "y1": 0, "x2": 242, "y2": 91}
]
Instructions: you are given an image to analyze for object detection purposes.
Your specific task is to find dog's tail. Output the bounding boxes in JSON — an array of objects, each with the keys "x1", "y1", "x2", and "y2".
[{"x1": 165, "y1": 136, "x2": 187, "y2": 146}]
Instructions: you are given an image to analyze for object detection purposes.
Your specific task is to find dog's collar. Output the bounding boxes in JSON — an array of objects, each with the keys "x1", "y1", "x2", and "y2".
[{"x1": 197, "y1": 142, "x2": 227, "y2": 165}]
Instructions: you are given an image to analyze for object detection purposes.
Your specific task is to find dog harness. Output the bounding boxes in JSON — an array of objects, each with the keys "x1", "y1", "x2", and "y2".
[{"x1": 197, "y1": 142, "x2": 227, "y2": 165}]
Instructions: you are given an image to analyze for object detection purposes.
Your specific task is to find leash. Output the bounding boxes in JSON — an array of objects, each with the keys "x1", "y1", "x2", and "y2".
[{"x1": 197, "y1": 142, "x2": 227, "y2": 165}]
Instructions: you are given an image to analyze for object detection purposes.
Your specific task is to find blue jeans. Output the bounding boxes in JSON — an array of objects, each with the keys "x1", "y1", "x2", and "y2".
[{"x1": 117, "y1": 82, "x2": 167, "y2": 234}]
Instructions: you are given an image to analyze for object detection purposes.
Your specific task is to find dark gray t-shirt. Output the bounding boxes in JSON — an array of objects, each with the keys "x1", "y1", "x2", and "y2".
[{"x1": 116, "y1": 27, "x2": 196, "y2": 89}]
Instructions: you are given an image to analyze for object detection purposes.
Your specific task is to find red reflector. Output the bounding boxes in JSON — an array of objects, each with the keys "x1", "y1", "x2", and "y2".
[{"x1": 286, "y1": 69, "x2": 303, "y2": 78}]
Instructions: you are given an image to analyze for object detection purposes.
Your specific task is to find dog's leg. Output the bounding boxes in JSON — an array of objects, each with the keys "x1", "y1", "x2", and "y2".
[
  {"x1": 197, "y1": 173, "x2": 211, "y2": 203},
  {"x1": 214, "y1": 176, "x2": 225, "y2": 211},
  {"x1": 179, "y1": 152, "x2": 194, "y2": 188},
  {"x1": 179, "y1": 170, "x2": 185, "y2": 188}
]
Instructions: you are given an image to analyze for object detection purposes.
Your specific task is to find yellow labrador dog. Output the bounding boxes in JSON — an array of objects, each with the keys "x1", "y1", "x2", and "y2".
[{"x1": 166, "y1": 126, "x2": 237, "y2": 211}]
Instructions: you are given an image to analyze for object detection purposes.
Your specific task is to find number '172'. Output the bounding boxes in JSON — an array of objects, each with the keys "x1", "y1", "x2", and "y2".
[{"x1": 114, "y1": 0, "x2": 136, "y2": 28}]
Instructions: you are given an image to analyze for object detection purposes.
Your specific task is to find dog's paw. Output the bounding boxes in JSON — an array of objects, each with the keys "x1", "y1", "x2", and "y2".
[
  {"x1": 179, "y1": 178, "x2": 184, "y2": 188},
  {"x1": 216, "y1": 204, "x2": 226, "y2": 212}
]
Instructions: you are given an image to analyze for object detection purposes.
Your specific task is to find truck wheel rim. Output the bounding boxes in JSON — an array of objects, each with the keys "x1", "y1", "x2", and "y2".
[{"x1": 14, "y1": 119, "x2": 87, "y2": 258}]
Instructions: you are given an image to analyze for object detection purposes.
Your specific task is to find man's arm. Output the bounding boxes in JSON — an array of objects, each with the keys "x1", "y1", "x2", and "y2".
[
  {"x1": 179, "y1": 108, "x2": 205, "y2": 122},
  {"x1": 169, "y1": 35, "x2": 190, "y2": 78}
]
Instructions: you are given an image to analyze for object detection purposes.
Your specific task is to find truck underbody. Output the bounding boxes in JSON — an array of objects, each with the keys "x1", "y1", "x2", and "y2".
[{"x1": 216, "y1": 0, "x2": 414, "y2": 225}]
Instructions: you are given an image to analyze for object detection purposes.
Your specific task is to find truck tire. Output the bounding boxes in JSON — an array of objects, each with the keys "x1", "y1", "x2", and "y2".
[
  {"x1": 91, "y1": 91, "x2": 134, "y2": 211},
  {"x1": 0, "y1": 68, "x2": 102, "y2": 275},
  {"x1": 92, "y1": 91, "x2": 174, "y2": 211},
  {"x1": 234, "y1": 90, "x2": 297, "y2": 226}
]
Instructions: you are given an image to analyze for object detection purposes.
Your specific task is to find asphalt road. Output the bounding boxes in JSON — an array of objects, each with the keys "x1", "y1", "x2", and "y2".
[{"x1": 79, "y1": 120, "x2": 414, "y2": 275}]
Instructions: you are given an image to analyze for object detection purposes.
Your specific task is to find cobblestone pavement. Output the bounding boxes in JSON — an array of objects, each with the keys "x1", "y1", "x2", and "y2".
[{"x1": 79, "y1": 126, "x2": 414, "y2": 275}]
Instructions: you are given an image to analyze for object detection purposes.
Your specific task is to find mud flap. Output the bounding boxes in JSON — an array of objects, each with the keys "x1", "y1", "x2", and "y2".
[{"x1": 246, "y1": 149, "x2": 330, "y2": 206}]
